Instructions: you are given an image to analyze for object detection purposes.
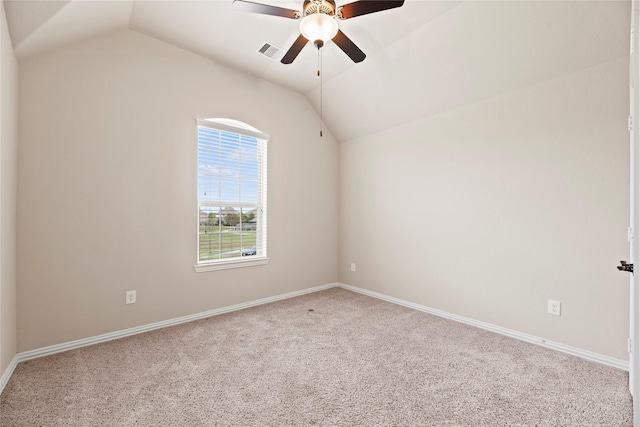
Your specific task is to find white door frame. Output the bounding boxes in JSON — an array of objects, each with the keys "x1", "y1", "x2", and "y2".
[{"x1": 630, "y1": 2, "x2": 640, "y2": 426}]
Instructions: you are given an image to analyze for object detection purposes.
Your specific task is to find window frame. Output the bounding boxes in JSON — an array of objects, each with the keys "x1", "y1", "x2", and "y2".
[{"x1": 194, "y1": 118, "x2": 269, "y2": 272}]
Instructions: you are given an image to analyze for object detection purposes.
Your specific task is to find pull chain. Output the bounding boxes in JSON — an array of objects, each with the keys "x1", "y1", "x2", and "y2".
[{"x1": 318, "y1": 47, "x2": 323, "y2": 137}]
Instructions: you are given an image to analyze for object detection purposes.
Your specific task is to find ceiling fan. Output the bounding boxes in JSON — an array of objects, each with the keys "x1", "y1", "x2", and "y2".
[{"x1": 232, "y1": 0, "x2": 405, "y2": 64}]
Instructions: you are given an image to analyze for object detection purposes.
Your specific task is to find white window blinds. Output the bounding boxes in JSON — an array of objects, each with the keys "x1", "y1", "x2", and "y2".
[{"x1": 196, "y1": 119, "x2": 268, "y2": 270}]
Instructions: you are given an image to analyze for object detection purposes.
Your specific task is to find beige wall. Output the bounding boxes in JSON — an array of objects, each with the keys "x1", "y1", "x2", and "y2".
[
  {"x1": 17, "y1": 30, "x2": 338, "y2": 352},
  {"x1": 339, "y1": 58, "x2": 630, "y2": 360},
  {"x1": 10, "y1": 10, "x2": 631, "y2": 364},
  {"x1": 1, "y1": 1, "x2": 18, "y2": 378}
]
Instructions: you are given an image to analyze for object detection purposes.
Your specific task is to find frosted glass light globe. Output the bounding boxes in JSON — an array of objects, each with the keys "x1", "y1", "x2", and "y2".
[{"x1": 299, "y1": 13, "x2": 339, "y2": 46}]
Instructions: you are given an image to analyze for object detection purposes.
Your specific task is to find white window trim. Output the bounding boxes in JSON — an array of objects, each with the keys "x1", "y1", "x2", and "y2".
[
  {"x1": 194, "y1": 118, "x2": 269, "y2": 272},
  {"x1": 194, "y1": 256, "x2": 269, "y2": 272}
]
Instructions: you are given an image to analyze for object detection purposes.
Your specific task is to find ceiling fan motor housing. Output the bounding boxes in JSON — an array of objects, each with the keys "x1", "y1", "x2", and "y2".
[{"x1": 303, "y1": 0, "x2": 337, "y2": 17}]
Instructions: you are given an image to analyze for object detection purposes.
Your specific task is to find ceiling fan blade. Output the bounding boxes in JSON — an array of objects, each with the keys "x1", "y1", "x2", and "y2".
[
  {"x1": 337, "y1": 0, "x2": 404, "y2": 20},
  {"x1": 232, "y1": 0, "x2": 301, "y2": 19},
  {"x1": 281, "y1": 34, "x2": 309, "y2": 64},
  {"x1": 332, "y1": 30, "x2": 366, "y2": 63}
]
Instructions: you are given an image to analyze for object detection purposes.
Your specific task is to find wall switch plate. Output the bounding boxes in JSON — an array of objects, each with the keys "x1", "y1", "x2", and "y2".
[
  {"x1": 350, "y1": 263, "x2": 356, "y2": 272},
  {"x1": 126, "y1": 290, "x2": 136, "y2": 305},
  {"x1": 547, "y1": 300, "x2": 561, "y2": 316}
]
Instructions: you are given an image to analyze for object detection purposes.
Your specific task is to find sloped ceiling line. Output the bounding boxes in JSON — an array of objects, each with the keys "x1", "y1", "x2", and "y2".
[{"x1": 3, "y1": 0, "x2": 631, "y2": 143}]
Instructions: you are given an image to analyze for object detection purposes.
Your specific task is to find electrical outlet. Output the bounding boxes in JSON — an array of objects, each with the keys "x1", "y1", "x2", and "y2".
[
  {"x1": 547, "y1": 300, "x2": 561, "y2": 316},
  {"x1": 126, "y1": 290, "x2": 136, "y2": 305},
  {"x1": 351, "y1": 263, "x2": 356, "y2": 272}
]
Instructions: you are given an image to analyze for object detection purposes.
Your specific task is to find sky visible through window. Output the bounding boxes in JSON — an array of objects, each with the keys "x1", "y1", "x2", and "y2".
[{"x1": 198, "y1": 128, "x2": 259, "y2": 205}]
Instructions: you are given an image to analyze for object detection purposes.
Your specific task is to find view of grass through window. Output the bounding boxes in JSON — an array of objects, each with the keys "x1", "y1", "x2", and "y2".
[{"x1": 198, "y1": 208, "x2": 257, "y2": 260}]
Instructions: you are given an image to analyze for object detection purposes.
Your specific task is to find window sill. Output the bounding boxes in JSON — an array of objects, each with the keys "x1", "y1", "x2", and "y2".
[{"x1": 194, "y1": 256, "x2": 269, "y2": 272}]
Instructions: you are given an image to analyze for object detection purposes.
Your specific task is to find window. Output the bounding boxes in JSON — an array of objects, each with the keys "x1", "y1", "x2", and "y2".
[{"x1": 195, "y1": 118, "x2": 268, "y2": 272}]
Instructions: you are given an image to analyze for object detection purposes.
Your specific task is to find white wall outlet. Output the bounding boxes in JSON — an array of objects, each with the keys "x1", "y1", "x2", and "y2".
[
  {"x1": 126, "y1": 290, "x2": 136, "y2": 305},
  {"x1": 547, "y1": 300, "x2": 561, "y2": 316},
  {"x1": 350, "y1": 263, "x2": 356, "y2": 272}
]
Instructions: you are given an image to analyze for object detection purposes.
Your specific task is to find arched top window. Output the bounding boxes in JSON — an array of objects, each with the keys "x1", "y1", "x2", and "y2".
[
  {"x1": 199, "y1": 118, "x2": 266, "y2": 137},
  {"x1": 195, "y1": 118, "x2": 269, "y2": 272}
]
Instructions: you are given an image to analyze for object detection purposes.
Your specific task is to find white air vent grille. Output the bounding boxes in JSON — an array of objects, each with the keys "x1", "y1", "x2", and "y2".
[{"x1": 257, "y1": 42, "x2": 285, "y2": 61}]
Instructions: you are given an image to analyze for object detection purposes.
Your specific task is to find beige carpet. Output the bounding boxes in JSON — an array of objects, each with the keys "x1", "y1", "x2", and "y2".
[{"x1": 0, "y1": 287, "x2": 633, "y2": 426}]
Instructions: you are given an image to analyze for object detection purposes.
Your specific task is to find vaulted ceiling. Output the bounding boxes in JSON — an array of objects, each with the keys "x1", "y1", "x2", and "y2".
[{"x1": 3, "y1": 0, "x2": 631, "y2": 142}]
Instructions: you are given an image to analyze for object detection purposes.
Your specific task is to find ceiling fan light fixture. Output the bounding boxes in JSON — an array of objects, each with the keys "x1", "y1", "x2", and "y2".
[{"x1": 299, "y1": 13, "x2": 338, "y2": 47}]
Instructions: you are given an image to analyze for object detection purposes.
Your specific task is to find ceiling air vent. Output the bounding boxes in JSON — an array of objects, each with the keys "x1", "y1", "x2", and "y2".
[{"x1": 257, "y1": 42, "x2": 285, "y2": 61}]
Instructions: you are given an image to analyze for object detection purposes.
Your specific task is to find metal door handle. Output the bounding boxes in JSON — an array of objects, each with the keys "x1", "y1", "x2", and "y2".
[{"x1": 618, "y1": 260, "x2": 634, "y2": 273}]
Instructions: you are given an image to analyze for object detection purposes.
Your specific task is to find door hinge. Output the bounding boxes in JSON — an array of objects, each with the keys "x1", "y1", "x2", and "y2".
[
  {"x1": 630, "y1": 227, "x2": 634, "y2": 242},
  {"x1": 629, "y1": 116, "x2": 634, "y2": 131},
  {"x1": 629, "y1": 338, "x2": 633, "y2": 354}
]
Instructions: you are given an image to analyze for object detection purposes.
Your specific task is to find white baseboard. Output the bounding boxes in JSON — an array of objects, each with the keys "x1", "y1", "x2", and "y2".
[
  {"x1": 15, "y1": 282, "x2": 339, "y2": 365},
  {"x1": 337, "y1": 282, "x2": 629, "y2": 372},
  {"x1": 2, "y1": 280, "x2": 627, "y2": 397},
  {"x1": 0, "y1": 355, "x2": 18, "y2": 396}
]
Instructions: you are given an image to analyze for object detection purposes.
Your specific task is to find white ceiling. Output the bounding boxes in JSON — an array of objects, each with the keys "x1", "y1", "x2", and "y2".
[{"x1": 3, "y1": 0, "x2": 631, "y2": 142}]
